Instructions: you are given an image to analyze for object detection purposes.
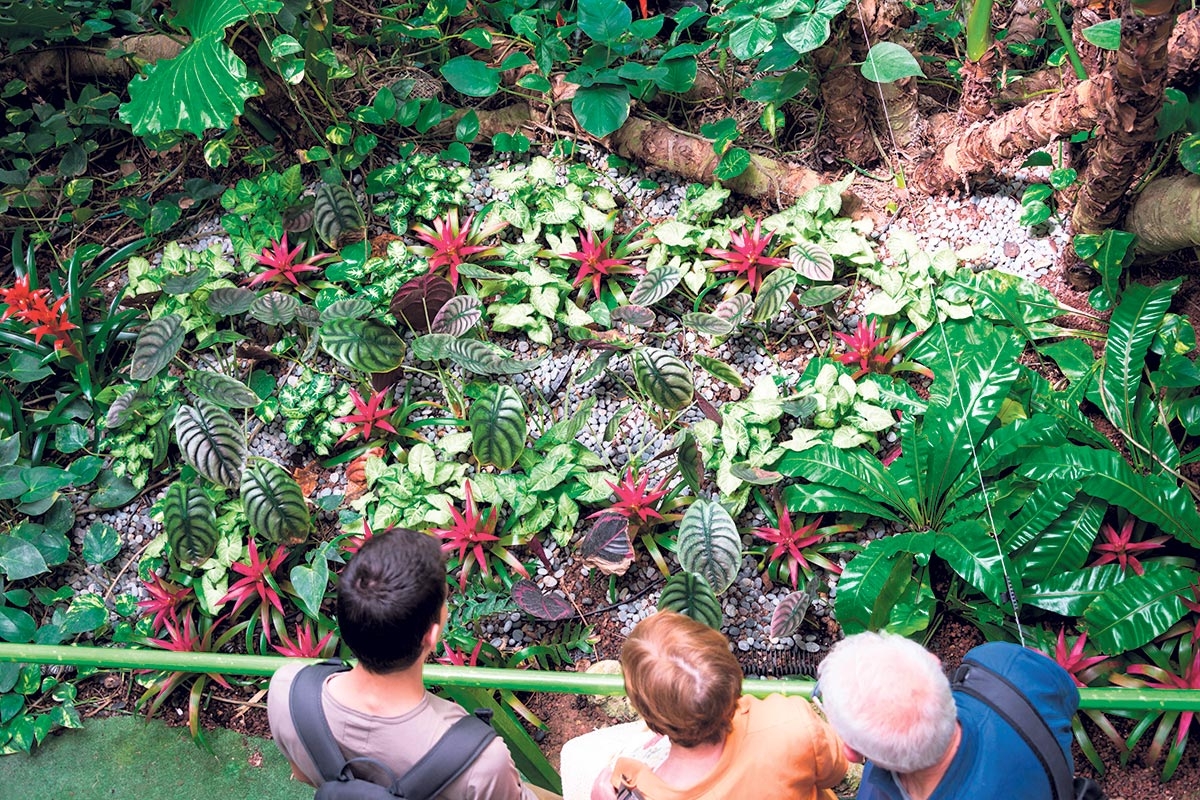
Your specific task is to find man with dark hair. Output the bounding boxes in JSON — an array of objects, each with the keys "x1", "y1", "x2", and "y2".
[{"x1": 268, "y1": 527, "x2": 556, "y2": 799}]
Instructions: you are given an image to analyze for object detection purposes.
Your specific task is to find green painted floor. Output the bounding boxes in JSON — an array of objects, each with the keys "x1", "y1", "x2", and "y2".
[{"x1": 0, "y1": 715, "x2": 309, "y2": 800}]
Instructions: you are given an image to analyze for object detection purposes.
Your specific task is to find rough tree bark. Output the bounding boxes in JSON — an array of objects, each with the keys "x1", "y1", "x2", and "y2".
[
  {"x1": 959, "y1": 48, "x2": 1000, "y2": 122},
  {"x1": 1067, "y1": 0, "x2": 1113, "y2": 76},
  {"x1": 853, "y1": 0, "x2": 922, "y2": 148},
  {"x1": 1071, "y1": 0, "x2": 1178, "y2": 233},
  {"x1": 1125, "y1": 174, "x2": 1200, "y2": 253},
  {"x1": 21, "y1": 35, "x2": 184, "y2": 91},
  {"x1": 812, "y1": 24, "x2": 878, "y2": 165},
  {"x1": 913, "y1": 9, "x2": 1200, "y2": 193}
]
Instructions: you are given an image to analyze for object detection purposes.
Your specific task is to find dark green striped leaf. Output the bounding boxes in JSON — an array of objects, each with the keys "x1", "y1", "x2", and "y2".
[
  {"x1": 658, "y1": 572, "x2": 722, "y2": 629},
  {"x1": 682, "y1": 312, "x2": 734, "y2": 337},
  {"x1": 629, "y1": 265, "x2": 682, "y2": 307},
  {"x1": 469, "y1": 384, "x2": 527, "y2": 470},
  {"x1": 676, "y1": 499, "x2": 741, "y2": 594},
  {"x1": 313, "y1": 181, "x2": 364, "y2": 247},
  {"x1": 174, "y1": 402, "x2": 246, "y2": 488},
  {"x1": 163, "y1": 481, "x2": 218, "y2": 566},
  {"x1": 753, "y1": 268, "x2": 798, "y2": 322},
  {"x1": 130, "y1": 314, "x2": 184, "y2": 380},
  {"x1": 320, "y1": 317, "x2": 405, "y2": 373},
  {"x1": 206, "y1": 287, "x2": 256, "y2": 317},
  {"x1": 321, "y1": 297, "x2": 374, "y2": 320},
  {"x1": 632, "y1": 347, "x2": 694, "y2": 410},
  {"x1": 1100, "y1": 279, "x2": 1181, "y2": 437},
  {"x1": 248, "y1": 291, "x2": 300, "y2": 326},
  {"x1": 240, "y1": 456, "x2": 311, "y2": 543},
  {"x1": 445, "y1": 338, "x2": 544, "y2": 375},
  {"x1": 186, "y1": 370, "x2": 260, "y2": 408},
  {"x1": 1023, "y1": 564, "x2": 1125, "y2": 616},
  {"x1": 694, "y1": 354, "x2": 743, "y2": 387},
  {"x1": 430, "y1": 295, "x2": 482, "y2": 336}
]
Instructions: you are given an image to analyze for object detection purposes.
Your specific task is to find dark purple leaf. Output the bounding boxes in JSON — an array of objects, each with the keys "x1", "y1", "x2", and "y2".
[
  {"x1": 769, "y1": 576, "x2": 820, "y2": 639},
  {"x1": 390, "y1": 273, "x2": 454, "y2": 332},
  {"x1": 579, "y1": 512, "x2": 635, "y2": 576},
  {"x1": 695, "y1": 394, "x2": 722, "y2": 424},
  {"x1": 371, "y1": 366, "x2": 405, "y2": 393},
  {"x1": 512, "y1": 578, "x2": 575, "y2": 621}
]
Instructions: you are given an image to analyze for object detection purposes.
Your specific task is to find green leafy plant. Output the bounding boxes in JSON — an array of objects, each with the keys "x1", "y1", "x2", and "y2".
[{"x1": 367, "y1": 147, "x2": 471, "y2": 233}]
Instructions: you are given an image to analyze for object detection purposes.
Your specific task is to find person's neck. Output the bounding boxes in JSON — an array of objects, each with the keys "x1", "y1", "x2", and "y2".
[
  {"x1": 895, "y1": 723, "x2": 962, "y2": 800},
  {"x1": 655, "y1": 739, "x2": 726, "y2": 790},
  {"x1": 327, "y1": 661, "x2": 428, "y2": 716}
]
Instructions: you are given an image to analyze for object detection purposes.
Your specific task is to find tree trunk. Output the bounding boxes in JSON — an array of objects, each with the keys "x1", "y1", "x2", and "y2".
[
  {"x1": 22, "y1": 34, "x2": 185, "y2": 91},
  {"x1": 959, "y1": 47, "x2": 999, "y2": 122},
  {"x1": 1067, "y1": 0, "x2": 1112, "y2": 76},
  {"x1": 1125, "y1": 174, "x2": 1200, "y2": 253},
  {"x1": 915, "y1": 8, "x2": 1200, "y2": 193},
  {"x1": 812, "y1": 25, "x2": 878, "y2": 165},
  {"x1": 853, "y1": 0, "x2": 922, "y2": 148},
  {"x1": 1071, "y1": 1, "x2": 1177, "y2": 234}
]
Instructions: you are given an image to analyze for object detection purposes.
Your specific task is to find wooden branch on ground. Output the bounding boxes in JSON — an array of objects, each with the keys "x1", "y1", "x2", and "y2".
[{"x1": 1125, "y1": 174, "x2": 1200, "y2": 253}]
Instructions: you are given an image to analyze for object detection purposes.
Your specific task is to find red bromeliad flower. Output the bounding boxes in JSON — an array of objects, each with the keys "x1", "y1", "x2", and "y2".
[
  {"x1": 704, "y1": 220, "x2": 791, "y2": 292},
  {"x1": 248, "y1": 233, "x2": 332, "y2": 288},
  {"x1": 437, "y1": 639, "x2": 484, "y2": 667},
  {"x1": 334, "y1": 388, "x2": 399, "y2": 444},
  {"x1": 410, "y1": 209, "x2": 502, "y2": 288},
  {"x1": 341, "y1": 519, "x2": 378, "y2": 556},
  {"x1": 273, "y1": 621, "x2": 336, "y2": 658},
  {"x1": 137, "y1": 573, "x2": 194, "y2": 634},
  {"x1": 1089, "y1": 516, "x2": 1169, "y2": 576},
  {"x1": 754, "y1": 511, "x2": 844, "y2": 588},
  {"x1": 562, "y1": 230, "x2": 637, "y2": 298},
  {"x1": 1053, "y1": 628, "x2": 1109, "y2": 688},
  {"x1": 1124, "y1": 656, "x2": 1200, "y2": 753},
  {"x1": 0, "y1": 275, "x2": 39, "y2": 322},
  {"x1": 589, "y1": 469, "x2": 669, "y2": 527},
  {"x1": 432, "y1": 481, "x2": 529, "y2": 589},
  {"x1": 0, "y1": 276, "x2": 80, "y2": 357},
  {"x1": 218, "y1": 539, "x2": 288, "y2": 633},
  {"x1": 834, "y1": 318, "x2": 891, "y2": 376}
]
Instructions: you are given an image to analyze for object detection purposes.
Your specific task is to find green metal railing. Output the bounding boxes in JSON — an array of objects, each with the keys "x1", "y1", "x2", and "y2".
[{"x1": 5, "y1": 643, "x2": 1200, "y2": 711}]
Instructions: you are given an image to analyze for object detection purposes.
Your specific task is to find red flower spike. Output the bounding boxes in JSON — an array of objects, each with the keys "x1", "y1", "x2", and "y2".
[
  {"x1": 273, "y1": 621, "x2": 335, "y2": 658},
  {"x1": 248, "y1": 233, "x2": 332, "y2": 288},
  {"x1": 0, "y1": 275, "x2": 42, "y2": 322},
  {"x1": 410, "y1": 209, "x2": 501, "y2": 288},
  {"x1": 432, "y1": 481, "x2": 528, "y2": 589},
  {"x1": 588, "y1": 469, "x2": 669, "y2": 526},
  {"x1": 217, "y1": 539, "x2": 288, "y2": 634},
  {"x1": 437, "y1": 639, "x2": 484, "y2": 667},
  {"x1": 562, "y1": 230, "x2": 637, "y2": 299},
  {"x1": 834, "y1": 318, "x2": 891, "y2": 376},
  {"x1": 1089, "y1": 517, "x2": 1170, "y2": 576},
  {"x1": 754, "y1": 511, "x2": 842, "y2": 588},
  {"x1": 334, "y1": 388, "x2": 399, "y2": 444},
  {"x1": 1053, "y1": 628, "x2": 1109, "y2": 688},
  {"x1": 704, "y1": 220, "x2": 790, "y2": 292},
  {"x1": 137, "y1": 573, "x2": 194, "y2": 634}
]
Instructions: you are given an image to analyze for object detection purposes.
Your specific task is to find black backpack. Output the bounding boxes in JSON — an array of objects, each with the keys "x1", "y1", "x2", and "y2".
[
  {"x1": 952, "y1": 658, "x2": 1107, "y2": 800},
  {"x1": 288, "y1": 660, "x2": 498, "y2": 800}
]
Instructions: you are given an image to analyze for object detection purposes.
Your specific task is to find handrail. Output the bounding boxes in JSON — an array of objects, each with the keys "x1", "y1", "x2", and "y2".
[{"x1": 4, "y1": 643, "x2": 1200, "y2": 711}]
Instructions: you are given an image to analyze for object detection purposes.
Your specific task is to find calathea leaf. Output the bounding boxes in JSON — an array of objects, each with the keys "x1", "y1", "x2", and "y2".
[
  {"x1": 675, "y1": 429, "x2": 704, "y2": 494},
  {"x1": 681, "y1": 312, "x2": 734, "y2": 337},
  {"x1": 313, "y1": 182, "x2": 364, "y2": 247},
  {"x1": 788, "y1": 241, "x2": 834, "y2": 281},
  {"x1": 629, "y1": 266, "x2": 682, "y2": 307},
  {"x1": 658, "y1": 572, "x2": 722, "y2": 629},
  {"x1": 206, "y1": 287, "x2": 257, "y2": 317},
  {"x1": 632, "y1": 347, "x2": 694, "y2": 411},
  {"x1": 240, "y1": 456, "x2": 311, "y2": 543},
  {"x1": 162, "y1": 481, "x2": 218, "y2": 566},
  {"x1": 770, "y1": 576, "x2": 820, "y2": 639},
  {"x1": 676, "y1": 499, "x2": 741, "y2": 594},
  {"x1": 186, "y1": 370, "x2": 260, "y2": 409},
  {"x1": 713, "y1": 294, "x2": 753, "y2": 326},
  {"x1": 430, "y1": 295, "x2": 482, "y2": 336},
  {"x1": 512, "y1": 578, "x2": 575, "y2": 620},
  {"x1": 130, "y1": 314, "x2": 184, "y2": 381},
  {"x1": 248, "y1": 291, "x2": 300, "y2": 326},
  {"x1": 469, "y1": 384, "x2": 527, "y2": 470},
  {"x1": 174, "y1": 402, "x2": 246, "y2": 488},
  {"x1": 321, "y1": 297, "x2": 374, "y2": 321},
  {"x1": 610, "y1": 305, "x2": 657, "y2": 328},
  {"x1": 445, "y1": 338, "x2": 545, "y2": 375},
  {"x1": 578, "y1": 512, "x2": 635, "y2": 576},
  {"x1": 320, "y1": 317, "x2": 405, "y2": 373},
  {"x1": 753, "y1": 268, "x2": 798, "y2": 322}
]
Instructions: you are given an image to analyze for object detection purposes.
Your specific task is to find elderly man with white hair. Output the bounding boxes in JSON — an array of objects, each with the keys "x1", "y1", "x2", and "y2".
[{"x1": 815, "y1": 632, "x2": 1080, "y2": 800}]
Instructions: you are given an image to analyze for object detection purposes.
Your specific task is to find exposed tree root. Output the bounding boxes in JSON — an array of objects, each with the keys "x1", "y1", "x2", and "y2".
[
  {"x1": 1072, "y1": 3, "x2": 1177, "y2": 234},
  {"x1": 21, "y1": 35, "x2": 185, "y2": 91},
  {"x1": 812, "y1": 27, "x2": 878, "y2": 165},
  {"x1": 1125, "y1": 174, "x2": 1200, "y2": 253}
]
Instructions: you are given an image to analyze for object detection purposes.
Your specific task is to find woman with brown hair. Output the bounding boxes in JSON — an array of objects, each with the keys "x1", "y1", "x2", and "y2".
[{"x1": 589, "y1": 611, "x2": 846, "y2": 800}]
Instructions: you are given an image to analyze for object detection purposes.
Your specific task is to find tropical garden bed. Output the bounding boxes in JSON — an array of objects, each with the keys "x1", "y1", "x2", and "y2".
[{"x1": 2, "y1": 0, "x2": 1200, "y2": 798}]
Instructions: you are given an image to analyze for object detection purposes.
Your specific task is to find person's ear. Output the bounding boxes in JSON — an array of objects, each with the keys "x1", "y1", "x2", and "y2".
[{"x1": 843, "y1": 742, "x2": 865, "y2": 764}]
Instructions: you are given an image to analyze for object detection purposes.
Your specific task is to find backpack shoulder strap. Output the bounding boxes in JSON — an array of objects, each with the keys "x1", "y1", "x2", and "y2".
[
  {"x1": 287, "y1": 659, "x2": 353, "y2": 783},
  {"x1": 951, "y1": 657, "x2": 1073, "y2": 800},
  {"x1": 394, "y1": 712, "x2": 498, "y2": 800}
]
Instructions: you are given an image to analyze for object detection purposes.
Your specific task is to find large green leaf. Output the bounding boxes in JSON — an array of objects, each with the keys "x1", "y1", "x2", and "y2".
[
  {"x1": 313, "y1": 182, "x2": 364, "y2": 247},
  {"x1": 1100, "y1": 279, "x2": 1181, "y2": 437},
  {"x1": 860, "y1": 41, "x2": 924, "y2": 83},
  {"x1": 240, "y1": 457, "x2": 311, "y2": 543},
  {"x1": 445, "y1": 338, "x2": 545, "y2": 375},
  {"x1": 174, "y1": 402, "x2": 246, "y2": 489},
  {"x1": 999, "y1": 475, "x2": 1081, "y2": 552},
  {"x1": 629, "y1": 266, "x2": 683, "y2": 307},
  {"x1": 320, "y1": 317, "x2": 405, "y2": 373},
  {"x1": 186, "y1": 370, "x2": 260, "y2": 409},
  {"x1": 835, "y1": 532, "x2": 935, "y2": 634},
  {"x1": 440, "y1": 56, "x2": 502, "y2": 97},
  {"x1": 1023, "y1": 564, "x2": 1125, "y2": 616},
  {"x1": 118, "y1": 0, "x2": 283, "y2": 136},
  {"x1": 676, "y1": 500, "x2": 742, "y2": 594},
  {"x1": 933, "y1": 519, "x2": 1011, "y2": 606},
  {"x1": 632, "y1": 347, "x2": 694, "y2": 411},
  {"x1": 578, "y1": 0, "x2": 632, "y2": 42},
  {"x1": 572, "y1": 85, "x2": 630, "y2": 138},
  {"x1": 163, "y1": 481, "x2": 218, "y2": 566},
  {"x1": 1014, "y1": 495, "x2": 1107, "y2": 585},
  {"x1": 658, "y1": 572, "x2": 723, "y2": 629},
  {"x1": 469, "y1": 385, "x2": 527, "y2": 470},
  {"x1": 1017, "y1": 445, "x2": 1200, "y2": 545},
  {"x1": 778, "y1": 445, "x2": 908, "y2": 515},
  {"x1": 782, "y1": 482, "x2": 904, "y2": 522},
  {"x1": 130, "y1": 314, "x2": 184, "y2": 381},
  {"x1": 249, "y1": 292, "x2": 300, "y2": 326},
  {"x1": 1083, "y1": 565, "x2": 1196, "y2": 655}
]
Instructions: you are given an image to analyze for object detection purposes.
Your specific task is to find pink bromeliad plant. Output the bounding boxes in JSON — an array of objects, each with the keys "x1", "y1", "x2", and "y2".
[
  {"x1": 410, "y1": 209, "x2": 506, "y2": 287},
  {"x1": 216, "y1": 539, "x2": 288, "y2": 640},
  {"x1": 1040, "y1": 627, "x2": 1124, "y2": 773},
  {"x1": 832, "y1": 317, "x2": 932, "y2": 380},
  {"x1": 432, "y1": 481, "x2": 529, "y2": 589},
  {"x1": 561, "y1": 229, "x2": 643, "y2": 298},
  {"x1": 752, "y1": 506, "x2": 857, "y2": 589},
  {"x1": 1088, "y1": 515, "x2": 1170, "y2": 576},
  {"x1": 334, "y1": 388, "x2": 399, "y2": 444},
  {"x1": 248, "y1": 233, "x2": 333, "y2": 289},
  {"x1": 704, "y1": 220, "x2": 790, "y2": 292}
]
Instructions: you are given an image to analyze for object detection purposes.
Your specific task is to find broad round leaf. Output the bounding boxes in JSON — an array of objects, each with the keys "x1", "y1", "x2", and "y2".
[
  {"x1": 440, "y1": 56, "x2": 502, "y2": 98},
  {"x1": 789, "y1": 241, "x2": 835, "y2": 281},
  {"x1": 860, "y1": 42, "x2": 924, "y2": 83},
  {"x1": 446, "y1": 338, "x2": 544, "y2": 375},
  {"x1": 572, "y1": 85, "x2": 631, "y2": 138},
  {"x1": 105, "y1": 389, "x2": 138, "y2": 429},
  {"x1": 729, "y1": 18, "x2": 776, "y2": 60},
  {"x1": 174, "y1": 402, "x2": 246, "y2": 488},
  {"x1": 469, "y1": 384, "x2": 527, "y2": 470},
  {"x1": 207, "y1": 287, "x2": 256, "y2": 316},
  {"x1": 391, "y1": 273, "x2": 454, "y2": 333},
  {"x1": 161, "y1": 268, "x2": 210, "y2": 295},
  {"x1": 320, "y1": 317, "x2": 405, "y2": 373},
  {"x1": 753, "y1": 268, "x2": 798, "y2": 322},
  {"x1": 1081, "y1": 19, "x2": 1122, "y2": 50},
  {"x1": 430, "y1": 295, "x2": 482, "y2": 337},
  {"x1": 240, "y1": 456, "x2": 311, "y2": 543},
  {"x1": 163, "y1": 481, "x2": 218, "y2": 566},
  {"x1": 321, "y1": 297, "x2": 374, "y2": 320},
  {"x1": 578, "y1": 512, "x2": 635, "y2": 576},
  {"x1": 713, "y1": 147, "x2": 752, "y2": 181},
  {"x1": 796, "y1": 284, "x2": 849, "y2": 306},
  {"x1": 249, "y1": 291, "x2": 300, "y2": 326},
  {"x1": 187, "y1": 370, "x2": 261, "y2": 409},
  {"x1": 632, "y1": 347, "x2": 694, "y2": 410},
  {"x1": 658, "y1": 572, "x2": 722, "y2": 629},
  {"x1": 512, "y1": 578, "x2": 575, "y2": 620},
  {"x1": 676, "y1": 499, "x2": 741, "y2": 594},
  {"x1": 130, "y1": 314, "x2": 184, "y2": 380},
  {"x1": 629, "y1": 266, "x2": 682, "y2": 307},
  {"x1": 769, "y1": 578, "x2": 820, "y2": 639},
  {"x1": 1179, "y1": 132, "x2": 1200, "y2": 175}
]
